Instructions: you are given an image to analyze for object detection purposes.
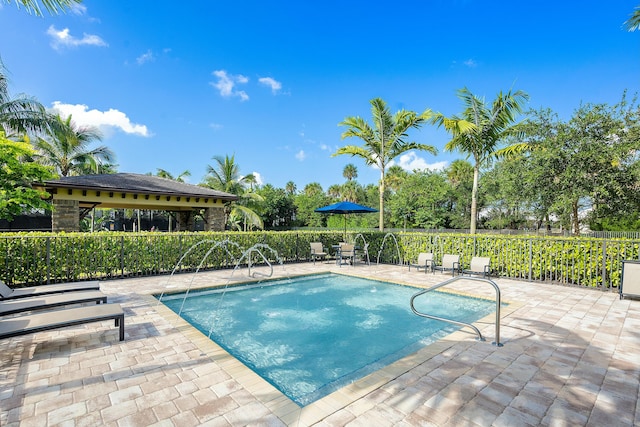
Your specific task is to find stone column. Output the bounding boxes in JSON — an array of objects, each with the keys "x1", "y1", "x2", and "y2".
[
  {"x1": 204, "y1": 207, "x2": 226, "y2": 231},
  {"x1": 52, "y1": 199, "x2": 79, "y2": 232}
]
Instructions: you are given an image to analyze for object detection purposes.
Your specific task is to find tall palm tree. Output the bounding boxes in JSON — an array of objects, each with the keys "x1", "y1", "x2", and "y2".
[
  {"x1": 433, "y1": 87, "x2": 529, "y2": 233},
  {"x1": 33, "y1": 113, "x2": 114, "y2": 177},
  {"x1": 0, "y1": 60, "x2": 49, "y2": 135},
  {"x1": 4, "y1": 0, "x2": 83, "y2": 16},
  {"x1": 202, "y1": 154, "x2": 263, "y2": 230},
  {"x1": 624, "y1": 6, "x2": 640, "y2": 31},
  {"x1": 285, "y1": 181, "x2": 297, "y2": 195},
  {"x1": 334, "y1": 98, "x2": 437, "y2": 231}
]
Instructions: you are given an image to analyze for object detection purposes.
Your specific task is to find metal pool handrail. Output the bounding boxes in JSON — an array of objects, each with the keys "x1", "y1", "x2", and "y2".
[{"x1": 410, "y1": 276, "x2": 503, "y2": 347}]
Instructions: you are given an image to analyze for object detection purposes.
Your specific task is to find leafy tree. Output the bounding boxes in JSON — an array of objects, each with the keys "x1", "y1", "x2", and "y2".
[
  {"x1": 0, "y1": 60, "x2": 49, "y2": 135},
  {"x1": 33, "y1": 113, "x2": 114, "y2": 176},
  {"x1": 387, "y1": 170, "x2": 449, "y2": 229},
  {"x1": 0, "y1": 132, "x2": 54, "y2": 220},
  {"x1": 481, "y1": 156, "x2": 531, "y2": 230},
  {"x1": 257, "y1": 184, "x2": 296, "y2": 229},
  {"x1": 335, "y1": 98, "x2": 437, "y2": 231},
  {"x1": 201, "y1": 154, "x2": 263, "y2": 230},
  {"x1": 294, "y1": 182, "x2": 329, "y2": 227},
  {"x1": 3, "y1": 0, "x2": 83, "y2": 16},
  {"x1": 444, "y1": 159, "x2": 474, "y2": 229},
  {"x1": 384, "y1": 165, "x2": 409, "y2": 193},
  {"x1": 285, "y1": 180, "x2": 297, "y2": 195},
  {"x1": 433, "y1": 87, "x2": 529, "y2": 233}
]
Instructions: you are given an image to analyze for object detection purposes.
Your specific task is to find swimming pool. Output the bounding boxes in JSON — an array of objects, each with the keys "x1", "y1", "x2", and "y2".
[{"x1": 158, "y1": 273, "x2": 498, "y2": 406}]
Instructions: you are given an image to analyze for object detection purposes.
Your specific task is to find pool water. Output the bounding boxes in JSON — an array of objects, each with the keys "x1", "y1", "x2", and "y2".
[{"x1": 159, "y1": 273, "x2": 497, "y2": 406}]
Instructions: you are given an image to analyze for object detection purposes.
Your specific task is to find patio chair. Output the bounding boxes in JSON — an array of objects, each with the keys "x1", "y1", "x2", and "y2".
[
  {"x1": 433, "y1": 254, "x2": 461, "y2": 276},
  {"x1": 0, "y1": 280, "x2": 100, "y2": 301},
  {"x1": 0, "y1": 290, "x2": 107, "y2": 316},
  {"x1": 310, "y1": 242, "x2": 328, "y2": 264},
  {"x1": 338, "y1": 243, "x2": 356, "y2": 267},
  {"x1": 356, "y1": 243, "x2": 370, "y2": 266},
  {"x1": 408, "y1": 252, "x2": 434, "y2": 273},
  {"x1": 0, "y1": 303, "x2": 125, "y2": 341},
  {"x1": 463, "y1": 257, "x2": 491, "y2": 278}
]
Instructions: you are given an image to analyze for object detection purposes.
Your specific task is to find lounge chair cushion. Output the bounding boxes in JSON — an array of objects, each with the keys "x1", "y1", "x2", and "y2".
[
  {"x1": 0, "y1": 304, "x2": 124, "y2": 341},
  {"x1": 0, "y1": 290, "x2": 107, "y2": 316},
  {"x1": 0, "y1": 280, "x2": 100, "y2": 300}
]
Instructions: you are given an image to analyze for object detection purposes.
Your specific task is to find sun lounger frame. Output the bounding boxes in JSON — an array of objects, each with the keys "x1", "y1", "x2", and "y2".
[
  {"x1": 0, "y1": 304, "x2": 125, "y2": 341},
  {"x1": 0, "y1": 291, "x2": 107, "y2": 316}
]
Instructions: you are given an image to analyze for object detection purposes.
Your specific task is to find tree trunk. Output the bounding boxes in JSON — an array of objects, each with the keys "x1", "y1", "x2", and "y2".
[
  {"x1": 572, "y1": 199, "x2": 580, "y2": 236},
  {"x1": 470, "y1": 164, "x2": 480, "y2": 234},
  {"x1": 379, "y1": 169, "x2": 385, "y2": 231}
]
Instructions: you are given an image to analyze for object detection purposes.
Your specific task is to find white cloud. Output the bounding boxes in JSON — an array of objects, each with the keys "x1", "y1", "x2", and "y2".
[
  {"x1": 210, "y1": 70, "x2": 249, "y2": 101},
  {"x1": 136, "y1": 50, "x2": 155, "y2": 65},
  {"x1": 463, "y1": 58, "x2": 477, "y2": 68},
  {"x1": 49, "y1": 102, "x2": 150, "y2": 137},
  {"x1": 70, "y1": 3, "x2": 87, "y2": 15},
  {"x1": 209, "y1": 123, "x2": 223, "y2": 130},
  {"x1": 391, "y1": 152, "x2": 448, "y2": 172},
  {"x1": 46, "y1": 25, "x2": 107, "y2": 50},
  {"x1": 295, "y1": 150, "x2": 307, "y2": 161},
  {"x1": 258, "y1": 77, "x2": 282, "y2": 94},
  {"x1": 252, "y1": 172, "x2": 263, "y2": 186}
]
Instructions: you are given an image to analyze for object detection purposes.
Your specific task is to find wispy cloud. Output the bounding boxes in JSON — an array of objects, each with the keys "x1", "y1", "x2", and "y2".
[
  {"x1": 210, "y1": 70, "x2": 249, "y2": 101},
  {"x1": 50, "y1": 102, "x2": 150, "y2": 137},
  {"x1": 209, "y1": 123, "x2": 223, "y2": 130},
  {"x1": 295, "y1": 150, "x2": 307, "y2": 161},
  {"x1": 463, "y1": 58, "x2": 478, "y2": 68},
  {"x1": 258, "y1": 77, "x2": 282, "y2": 94},
  {"x1": 136, "y1": 50, "x2": 155, "y2": 65},
  {"x1": 46, "y1": 25, "x2": 107, "y2": 50}
]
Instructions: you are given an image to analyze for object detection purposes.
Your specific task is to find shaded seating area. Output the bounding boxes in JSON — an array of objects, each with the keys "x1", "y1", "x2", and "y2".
[
  {"x1": 0, "y1": 303, "x2": 125, "y2": 341},
  {"x1": 310, "y1": 242, "x2": 328, "y2": 264},
  {"x1": 433, "y1": 254, "x2": 461, "y2": 276},
  {"x1": 408, "y1": 252, "x2": 434, "y2": 273},
  {"x1": 463, "y1": 257, "x2": 491, "y2": 278},
  {"x1": 0, "y1": 290, "x2": 107, "y2": 316},
  {"x1": 1, "y1": 280, "x2": 100, "y2": 301}
]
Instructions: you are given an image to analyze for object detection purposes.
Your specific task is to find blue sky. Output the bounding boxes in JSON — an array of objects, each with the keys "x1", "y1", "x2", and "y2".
[{"x1": 1, "y1": 1, "x2": 638, "y2": 190}]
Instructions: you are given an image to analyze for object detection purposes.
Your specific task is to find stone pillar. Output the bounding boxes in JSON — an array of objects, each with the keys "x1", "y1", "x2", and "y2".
[
  {"x1": 52, "y1": 199, "x2": 80, "y2": 232},
  {"x1": 177, "y1": 211, "x2": 195, "y2": 231},
  {"x1": 204, "y1": 207, "x2": 226, "y2": 231}
]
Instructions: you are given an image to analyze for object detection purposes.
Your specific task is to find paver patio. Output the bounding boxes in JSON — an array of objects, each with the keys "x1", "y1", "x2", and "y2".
[{"x1": 1, "y1": 261, "x2": 639, "y2": 426}]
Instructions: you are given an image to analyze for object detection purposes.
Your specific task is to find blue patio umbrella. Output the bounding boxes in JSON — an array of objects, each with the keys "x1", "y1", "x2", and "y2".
[{"x1": 315, "y1": 201, "x2": 378, "y2": 238}]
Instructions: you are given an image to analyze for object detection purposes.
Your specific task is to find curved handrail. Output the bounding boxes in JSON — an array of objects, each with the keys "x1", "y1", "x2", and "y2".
[
  {"x1": 410, "y1": 276, "x2": 503, "y2": 346},
  {"x1": 247, "y1": 248, "x2": 273, "y2": 278}
]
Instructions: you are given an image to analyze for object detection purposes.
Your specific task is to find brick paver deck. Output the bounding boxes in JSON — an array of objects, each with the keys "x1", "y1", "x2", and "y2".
[{"x1": 1, "y1": 262, "x2": 639, "y2": 426}]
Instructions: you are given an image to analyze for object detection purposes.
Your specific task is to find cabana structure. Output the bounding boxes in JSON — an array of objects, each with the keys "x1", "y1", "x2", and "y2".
[{"x1": 34, "y1": 173, "x2": 237, "y2": 232}]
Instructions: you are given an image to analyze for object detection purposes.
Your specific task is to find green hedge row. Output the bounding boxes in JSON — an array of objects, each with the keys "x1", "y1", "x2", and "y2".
[{"x1": 1, "y1": 231, "x2": 637, "y2": 289}]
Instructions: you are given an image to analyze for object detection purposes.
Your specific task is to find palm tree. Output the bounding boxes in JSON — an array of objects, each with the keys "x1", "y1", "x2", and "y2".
[
  {"x1": 285, "y1": 181, "x2": 297, "y2": 195},
  {"x1": 433, "y1": 87, "x2": 529, "y2": 233},
  {"x1": 342, "y1": 163, "x2": 358, "y2": 181},
  {"x1": 0, "y1": 60, "x2": 49, "y2": 135},
  {"x1": 155, "y1": 168, "x2": 191, "y2": 182},
  {"x1": 624, "y1": 6, "x2": 640, "y2": 31},
  {"x1": 202, "y1": 154, "x2": 263, "y2": 230},
  {"x1": 4, "y1": 0, "x2": 83, "y2": 16},
  {"x1": 334, "y1": 98, "x2": 437, "y2": 231},
  {"x1": 33, "y1": 113, "x2": 114, "y2": 177}
]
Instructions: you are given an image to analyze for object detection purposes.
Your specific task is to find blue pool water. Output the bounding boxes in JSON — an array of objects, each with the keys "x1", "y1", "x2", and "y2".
[{"x1": 158, "y1": 273, "x2": 497, "y2": 406}]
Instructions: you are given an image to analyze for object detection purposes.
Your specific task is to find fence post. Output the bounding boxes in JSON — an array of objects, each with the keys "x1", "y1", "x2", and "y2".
[
  {"x1": 528, "y1": 238, "x2": 533, "y2": 282},
  {"x1": 601, "y1": 240, "x2": 607, "y2": 290},
  {"x1": 46, "y1": 237, "x2": 51, "y2": 285},
  {"x1": 120, "y1": 235, "x2": 125, "y2": 278}
]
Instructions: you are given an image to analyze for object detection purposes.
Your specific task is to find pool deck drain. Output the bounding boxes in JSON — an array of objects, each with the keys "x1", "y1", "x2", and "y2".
[{"x1": 1, "y1": 262, "x2": 639, "y2": 426}]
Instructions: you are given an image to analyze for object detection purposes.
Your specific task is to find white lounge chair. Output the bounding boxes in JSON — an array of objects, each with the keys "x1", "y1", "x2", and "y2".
[
  {"x1": 463, "y1": 257, "x2": 491, "y2": 278},
  {"x1": 0, "y1": 280, "x2": 100, "y2": 300},
  {"x1": 0, "y1": 290, "x2": 107, "y2": 316},
  {"x1": 409, "y1": 252, "x2": 434, "y2": 273},
  {"x1": 0, "y1": 304, "x2": 125, "y2": 341},
  {"x1": 433, "y1": 254, "x2": 461, "y2": 276}
]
